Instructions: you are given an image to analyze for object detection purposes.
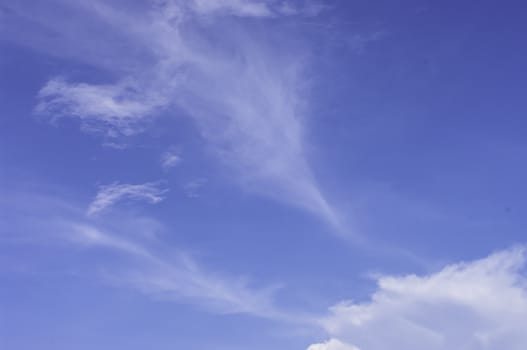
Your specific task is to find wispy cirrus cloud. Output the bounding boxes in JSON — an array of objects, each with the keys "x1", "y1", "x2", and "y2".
[
  {"x1": 87, "y1": 182, "x2": 167, "y2": 216},
  {"x1": 26, "y1": 0, "x2": 340, "y2": 227},
  {"x1": 183, "y1": 0, "x2": 328, "y2": 18},
  {"x1": 68, "y1": 223, "x2": 283, "y2": 317},
  {"x1": 308, "y1": 246, "x2": 527, "y2": 350},
  {"x1": 1, "y1": 188, "x2": 288, "y2": 319}
]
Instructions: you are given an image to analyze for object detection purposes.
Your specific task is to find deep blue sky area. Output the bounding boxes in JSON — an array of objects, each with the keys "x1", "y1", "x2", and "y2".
[{"x1": 2, "y1": 1, "x2": 527, "y2": 350}]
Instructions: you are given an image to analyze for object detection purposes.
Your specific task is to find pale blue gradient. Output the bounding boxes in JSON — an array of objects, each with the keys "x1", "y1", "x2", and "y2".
[{"x1": 2, "y1": 1, "x2": 527, "y2": 349}]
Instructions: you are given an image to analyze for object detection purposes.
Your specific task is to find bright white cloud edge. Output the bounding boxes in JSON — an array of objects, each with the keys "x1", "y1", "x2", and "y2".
[
  {"x1": 308, "y1": 246, "x2": 527, "y2": 350},
  {"x1": 308, "y1": 339, "x2": 360, "y2": 350},
  {"x1": 87, "y1": 182, "x2": 167, "y2": 216}
]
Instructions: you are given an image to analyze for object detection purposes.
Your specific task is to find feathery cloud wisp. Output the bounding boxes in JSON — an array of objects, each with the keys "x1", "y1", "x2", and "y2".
[
  {"x1": 87, "y1": 182, "x2": 167, "y2": 216},
  {"x1": 1, "y1": 187, "x2": 286, "y2": 319},
  {"x1": 308, "y1": 246, "x2": 527, "y2": 350},
  {"x1": 32, "y1": 0, "x2": 340, "y2": 227},
  {"x1": 68, "y1": 223, "x2": 283, "y2": 318}
]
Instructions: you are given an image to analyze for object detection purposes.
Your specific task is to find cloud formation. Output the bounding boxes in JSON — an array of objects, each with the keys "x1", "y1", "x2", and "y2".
[
  {"x1": 87, "y1": 182, "x2": 167, "y2": 216},
  {"x1": 68, "y1": 222, "x2": 283, "y2": 317},
  {"x1": 1, "y1": 187, "x2": 285, "y2": 319},
  {"x1": 308, "y1": 246, "x2": 527, "y2": 350},
  {"x1": 30, "y1": 0, "x2": 339, "y2": 226},
  {"x1": 187, "y1": 0, "x2": 327, "y2": 18},
  {"x1": 36, "y1": 77, "x2": 167, "y2": 136},
  {"x1": 308, "y1": 339, "x2": 360, "y2": 350}
]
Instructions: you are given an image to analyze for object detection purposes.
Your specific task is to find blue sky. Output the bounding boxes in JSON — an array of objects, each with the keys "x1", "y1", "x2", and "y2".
[{"x1": 2, "y1": 1, "x2": 527, "y2": 349}]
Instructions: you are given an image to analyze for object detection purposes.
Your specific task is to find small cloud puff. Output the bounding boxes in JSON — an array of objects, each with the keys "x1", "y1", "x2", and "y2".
[
  {"x1": 161, "y1": 149, "x2": 182, "y2": 170},
  {"x1": 191, "y1": 0, "x2": 273, "y2": 17},
  {"x1": 307, "y1": 339, "x2": 360, "y2": 350},
  {"x1": 87, "y1": 182, "x2": 168, "y2": 216}
]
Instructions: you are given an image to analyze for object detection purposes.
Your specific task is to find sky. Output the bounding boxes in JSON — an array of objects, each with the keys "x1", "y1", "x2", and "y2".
[{"x1": 2, "y1": 0, "x2": 527, "y2": 349}]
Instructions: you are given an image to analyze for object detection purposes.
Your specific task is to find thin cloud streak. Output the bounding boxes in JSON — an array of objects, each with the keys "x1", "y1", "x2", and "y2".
[
  {"x1": 87, "y1": 182, "x2": 167, "y2": 216},
  {"x1": 66, "y1": 222, "x2": 291, "y2": 319}
]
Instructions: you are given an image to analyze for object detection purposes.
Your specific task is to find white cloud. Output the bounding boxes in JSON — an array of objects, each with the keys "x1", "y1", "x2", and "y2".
[
  {"x1": 308, "y1": 246, "x2": 527, "y2": 350},
  {"x1": 308, "y1": 339, "x2": 360, "y2": 350},
  {"x1": 36, "y1": 77, "x2": 167, "y2": 136},
  {"x1": 87, "y1": 182, "x2": 167, "y2": 216},
  {"x1": 160, "y1": 149, "x2": 182, "y2": 169},
  {"x1": 32, "y1": 0, "x2": 340, "y2": 227}
]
